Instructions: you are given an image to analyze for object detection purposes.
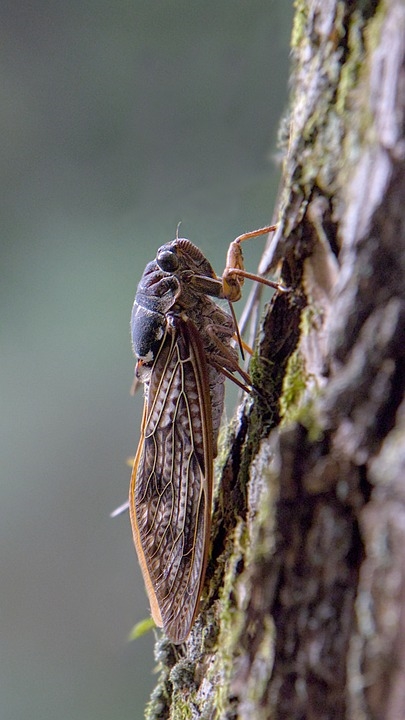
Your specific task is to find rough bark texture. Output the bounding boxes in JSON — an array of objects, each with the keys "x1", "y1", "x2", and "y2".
[{"x1": 144, "y1": 1, "x2": 405, "y2": 718}]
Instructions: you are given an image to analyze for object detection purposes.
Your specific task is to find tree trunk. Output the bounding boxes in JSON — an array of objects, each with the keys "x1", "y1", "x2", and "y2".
[{"x1": 144, "y1": 1, "x2": 405, "y2": 718}]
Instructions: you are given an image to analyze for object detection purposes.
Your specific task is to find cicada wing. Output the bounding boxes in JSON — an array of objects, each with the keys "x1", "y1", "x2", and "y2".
[
  {"x1": 129, "y1": 317, "x2": 213, "y2": 644},
  {"x1": 129, "y1": 401, "x2": 163, "y2": 629}
]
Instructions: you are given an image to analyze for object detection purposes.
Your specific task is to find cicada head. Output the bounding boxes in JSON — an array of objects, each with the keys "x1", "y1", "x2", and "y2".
[{"x1": 159, "y1": 238, "x2": 217, "y2": 281}]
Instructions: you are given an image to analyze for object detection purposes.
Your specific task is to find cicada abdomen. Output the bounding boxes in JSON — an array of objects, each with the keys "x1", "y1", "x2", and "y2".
[{"x1": 129, "y1": 228, "x2": 285, "y2": 643}]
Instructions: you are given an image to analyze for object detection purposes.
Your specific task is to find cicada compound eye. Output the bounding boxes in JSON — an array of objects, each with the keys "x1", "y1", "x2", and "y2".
[{"x1": 156, "y1": 247, "x2": 179, "y2": 272}]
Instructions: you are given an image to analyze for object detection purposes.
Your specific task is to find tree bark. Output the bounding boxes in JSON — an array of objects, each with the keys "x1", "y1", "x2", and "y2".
[{"x1": 144, "y1": 1, "x2": 405, "y2": 718}]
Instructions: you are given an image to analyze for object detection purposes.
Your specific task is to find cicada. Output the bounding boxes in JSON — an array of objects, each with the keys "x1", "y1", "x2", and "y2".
[{"x1": 129, "y1": 225, "x2": 285, "y2": 644}]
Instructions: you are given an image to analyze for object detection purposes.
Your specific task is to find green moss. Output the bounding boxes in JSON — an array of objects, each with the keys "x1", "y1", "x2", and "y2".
[
  {"x1": 336, "y1": 11, "x2": 365, "y2": 116},
  {"x1": 364, "y1": 1, "x2": 385, "y2": 52},
  {"x1": 279, "y1": 349, "x2": 307, "y2": 424},
  {"x1": 299, "y1": 303, "x2": 319, "y2": 336},
  {"x1": 291, "y1": 0, "x2": 308, "y2": 49},
  {"x1": 278, "y1": 302, "x2": 327, "y2": 440},
  {"x1": 278, "y1": 301, "x2": 319, "y2": 425},
  {"x1": 293, "y1": 399, "x2": 324, "y2": 443},
  {"x1": 170, "y1": 696, "x2": 192, "y2": 720},
  {"x1": 250, "y1": 350, "x2": 276, "y2": 388}
]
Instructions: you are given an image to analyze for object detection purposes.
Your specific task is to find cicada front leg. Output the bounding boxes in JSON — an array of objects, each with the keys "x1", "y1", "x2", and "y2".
[
  {"x1": 218, "y1": 224, "x2": 290, "y2": 363},
  {"x1": 221, "y1": 224, "x2": 289, "y2": 302}
]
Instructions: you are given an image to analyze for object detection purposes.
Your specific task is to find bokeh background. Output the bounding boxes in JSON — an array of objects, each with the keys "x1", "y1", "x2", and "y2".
[{"x1": 0, "y1": 2, "x2": 293, "y2": 718}]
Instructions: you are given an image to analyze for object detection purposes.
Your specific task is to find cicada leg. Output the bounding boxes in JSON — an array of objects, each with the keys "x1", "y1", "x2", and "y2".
[
  {"x1": 221, "y1": 224, "x2": 290, "y2": 302},
  {"x1": 203, "y1": 322, "x2": 253, "y2": 392},
  {"x1": 218, "y1": 224, "x2": 290, "y2": 367},
  {"x1": 236, "y1": 335, "x2": 254, "y2": 357}
]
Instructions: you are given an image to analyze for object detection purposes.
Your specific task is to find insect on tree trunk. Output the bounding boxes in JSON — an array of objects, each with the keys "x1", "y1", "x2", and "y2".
[{"x1": 143, "y1": 2, "x2": 405, "y2": 719}]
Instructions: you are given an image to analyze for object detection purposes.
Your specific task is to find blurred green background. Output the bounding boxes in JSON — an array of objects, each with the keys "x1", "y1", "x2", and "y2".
[{"x1": 0, "y1": 2, "x2": 292, "y2": 718}]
